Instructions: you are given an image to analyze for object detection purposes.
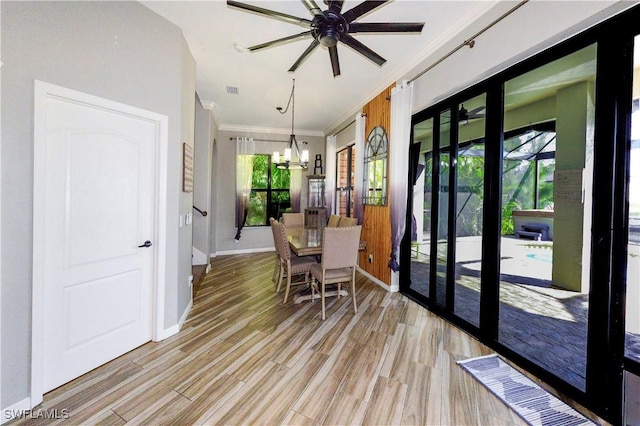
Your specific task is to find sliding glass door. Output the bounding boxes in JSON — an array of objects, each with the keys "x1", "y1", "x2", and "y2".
[
  {"x1": 453, "y1": 94, "x2": 486, "y2": 327},
  {"x1": 406, "y1": 98, "x2": 487, "y2": 327},
  {"x1": 408, "y1": 118, "x2": 433, "y2": 298},
  {"x1": 436, "y1": 110, "x2": 451, "y2": 308},
  {"x1": 403, "y1": 40, "x2": 600, "y2": 407},
  {"x1": 399, "y1": 8, "x2": 640, "y2": 421},
  {"x1": 626, "y1": 34, "x2": 640, "y2": 364},
  {"x1": 497, "y1": 44, "x2": 597, "y2": 391}
]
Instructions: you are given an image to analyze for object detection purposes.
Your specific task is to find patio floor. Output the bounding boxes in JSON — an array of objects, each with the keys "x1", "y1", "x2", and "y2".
[{"x1": 408, "y1": 235, "x2": 640, "y2": 391}]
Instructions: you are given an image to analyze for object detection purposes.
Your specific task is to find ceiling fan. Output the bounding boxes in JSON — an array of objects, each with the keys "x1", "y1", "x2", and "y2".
[
  {"x1": 443, "y1": 104, "x2": 486, "y2": 125},
  {"x1": 459, "y1": 104, "x2": 485, "y2": 121},
  {"x1": 227, "y1": 0, "x2": 425, "y2": 77}
]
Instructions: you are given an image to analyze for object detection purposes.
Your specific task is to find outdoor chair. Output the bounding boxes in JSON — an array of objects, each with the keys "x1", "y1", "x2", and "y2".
[
  {"x1": 271, "y1": 219, "x2": 317, "y2": 303},
  {"x1": 310, "y1": 225, "x2": 362, "y2": 320}
]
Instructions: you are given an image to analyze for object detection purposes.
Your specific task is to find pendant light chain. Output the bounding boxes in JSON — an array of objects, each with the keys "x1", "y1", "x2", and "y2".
[{"x1": 273, "y1": 79, "x2": 309, "y2": 169}]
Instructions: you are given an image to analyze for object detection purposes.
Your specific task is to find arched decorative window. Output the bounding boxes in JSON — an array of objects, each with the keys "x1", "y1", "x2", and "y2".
[{"x1": 363, "y1": 125, "x2": 388, "y2": 205}]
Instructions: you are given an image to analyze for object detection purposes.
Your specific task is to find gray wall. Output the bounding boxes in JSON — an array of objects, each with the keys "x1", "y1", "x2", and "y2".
[
  {"x1": 193, "y1": 97, "x2": 214, "y2": 264},
  {"x1": 175, "y1": 35, "x2": 196, "y2": 325},
  {"x1": 1, "y1": 1, "x2": 194, "y2": 408},
  {"x1": 213, "y1": 129, "x2": 324, "y2": 254},
  {"x1": 210, "y1": 119, "x2": 219, "y2": 257}
]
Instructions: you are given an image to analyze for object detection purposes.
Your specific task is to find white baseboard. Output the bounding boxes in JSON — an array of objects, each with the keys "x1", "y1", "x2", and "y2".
[
  {"x1": 155, "y1": 298, "x2": 192, "y2": 341},
  {"x1": 156, "y1": 324, "x2": 179, "y2": 341},
  {"x1": 215, "y1": 247, "x2": 275, "y2": 256},
  {"x1": 205, "y1": 263, "x2": 211, "y2": 274},
  {"x1": 390, "y1": 269, "x2": 400, "y2": 292},
  {"x1": 2, "y1": 397, "x2": 31, "y2": 425},
  {"x1": 179, "y1": 299, "x2": 192, "y2": 328},
  {"x1": 192, "y1": 246, "x2": 208, "y2": 265},
  {"x1": 357, "y1": 267, "x2": 397, "y2": 292}
]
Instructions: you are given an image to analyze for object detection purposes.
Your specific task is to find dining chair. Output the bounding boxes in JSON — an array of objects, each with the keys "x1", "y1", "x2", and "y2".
[
  {"x1": 310, "y1": 225, "x2": 362, "y2": 320},
  {"x1": 271, "y1": 219, "x2": 317, "y2": 303},
  {"x1": 338, "y1": 216, "x2": 358, "y2": 227},
  {"x1": 281, "y1": 212, "x2": 304, "y2": 228},
  {"x1": 269, "y1": 217, "x2": 281, "y2": 283},
  {"x1": 327, "y1": 214, "x2": 341, "y2": 227}
]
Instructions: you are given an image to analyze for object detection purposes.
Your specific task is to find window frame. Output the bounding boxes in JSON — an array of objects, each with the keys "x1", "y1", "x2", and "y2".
[
  {"x1": 336, "y1": 144, "x2": 355, "y2": 217},
  {"x1": 246, "y1": 154, "x2": 291, "y2": 227}
]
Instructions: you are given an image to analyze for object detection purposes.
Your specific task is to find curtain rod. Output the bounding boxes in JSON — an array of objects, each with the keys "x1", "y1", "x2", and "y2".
[
  {"x1": 229, "y1": 137, "x2": 290, "y2": 143},
  {"x1": 333, "y1": 119, "x2": 356, "y2": 137},
  {"x1": 408, "y1": 0, "x2": 529, "y2": 84},
  {"x1": 332, "y1": 113, "x2": 366, "y2": 137}
]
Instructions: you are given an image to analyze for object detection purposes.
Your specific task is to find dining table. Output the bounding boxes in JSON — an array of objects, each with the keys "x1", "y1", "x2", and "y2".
[
  {"x1": 286, "y1": 226, "x2": 323, "y2": 257},
  {"x1": 286, "y1": 226, "x2": 366, "y2": 304}
]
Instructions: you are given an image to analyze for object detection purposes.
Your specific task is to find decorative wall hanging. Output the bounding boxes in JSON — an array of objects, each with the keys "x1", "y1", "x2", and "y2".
[{"x1": 183, "y1": 142, "x2": 194, "y2": 193}]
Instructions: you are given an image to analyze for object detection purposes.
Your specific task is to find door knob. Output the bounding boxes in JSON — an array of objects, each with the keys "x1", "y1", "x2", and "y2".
[{"x1": 138, "y1": 240, "x2": 152, "y2": 248}]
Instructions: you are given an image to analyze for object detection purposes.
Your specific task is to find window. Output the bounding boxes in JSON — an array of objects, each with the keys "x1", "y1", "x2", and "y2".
[
  {"x1": 453, "y1": 93, "x2": 487, "y2": 327},
  {"x1": 336, "y1": 145, "x2": 355, "y2": 216},
  {"x1": 501, "y1": 124, "x2": 556, "y2": 234},
  {"x1": 246, "y1": 155, "x2": 291, "y2": 226}
]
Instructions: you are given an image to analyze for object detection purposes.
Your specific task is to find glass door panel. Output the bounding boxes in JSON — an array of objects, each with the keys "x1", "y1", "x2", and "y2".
[
  {"x1": 625, "y1": 34, "x2": 640, "y2": 363},
  {"x1": 436, "y1": 109, "x2": 451, "y2": 307},
  {"x1": 409, "y1": 118, "x2": 434, "y2": 298},
  {"x1": 453, "y1": 94, "x2": 486, "y2": 327},
  {"x1": 498, "y1": 44, "x2": 597, "y2": 391}
]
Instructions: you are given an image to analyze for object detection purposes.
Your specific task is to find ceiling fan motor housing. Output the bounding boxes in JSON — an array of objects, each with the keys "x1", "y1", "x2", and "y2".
[{"x1": 312, "y1": 11, "x2": 348, "y2": 47}]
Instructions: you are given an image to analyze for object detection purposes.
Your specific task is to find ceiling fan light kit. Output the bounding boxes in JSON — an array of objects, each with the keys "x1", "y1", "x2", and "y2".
[{"x1": 227, "y1": 0, "x2": 425, "y2": 77}]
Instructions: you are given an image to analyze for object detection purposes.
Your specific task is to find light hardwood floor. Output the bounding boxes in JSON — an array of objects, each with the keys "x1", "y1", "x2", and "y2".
[{"x1": 16, "y1": 252, "x2": 533, "y2": 425}]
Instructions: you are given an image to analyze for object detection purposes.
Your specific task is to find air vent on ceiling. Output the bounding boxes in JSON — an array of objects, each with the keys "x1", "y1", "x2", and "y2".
[{"x1": 226, "y1": 86, "x2": 239, "y2": 95}]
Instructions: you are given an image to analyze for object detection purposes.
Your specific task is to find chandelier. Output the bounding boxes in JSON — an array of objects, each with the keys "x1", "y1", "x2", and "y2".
[{"x1": 273, "y1": 79, "x2": 309, "y2": 170}]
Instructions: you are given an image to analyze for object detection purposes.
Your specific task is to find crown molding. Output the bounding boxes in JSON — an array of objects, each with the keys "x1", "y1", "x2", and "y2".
[
  {"x1": 199, "y1": 99, "x2": 325, "y2": 137},
  {"x1": 199, "y1": 100, "x2": 221, "y2": 127},
  {"x1": 218, "y1": 123, "x2": 325, "y2": 138}
]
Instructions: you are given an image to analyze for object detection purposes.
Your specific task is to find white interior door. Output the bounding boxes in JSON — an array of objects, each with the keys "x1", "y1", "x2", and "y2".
[{"x1": 37, "y1": 85, "x2": 158, "y2": 392}]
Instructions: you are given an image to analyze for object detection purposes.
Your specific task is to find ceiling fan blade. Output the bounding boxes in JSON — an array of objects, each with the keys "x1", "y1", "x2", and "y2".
[
  {"x1": 301, "y1": 0, "x2": 323, "y2": 17},
  {"x1": 227, "y1": 1, "x2": 311, "y2": 28},
  {"x1": 466, "y1": 106, "x2": 486, "y2": 118},
  {"x1": 329, "y1": 46, "x2": 341, "y2": 77},
  {"x1": 328, "y1": 1, "x2": 344, "y2": 14},
  {"x1": 349, "y1": 22, "x2": 424, "y2": 33},
  {"x1": 342, "y1": 0, "x2": 389, "y2": 23},
  {"x1": 340, "y1": 34, "x2": 385, "y2": 66},
  {"x1": 248, "y1": 31, "x2": 312, "y2": 52},
  {"x1": 288, "y1": 39, "x2": 320, "y2": 73}
]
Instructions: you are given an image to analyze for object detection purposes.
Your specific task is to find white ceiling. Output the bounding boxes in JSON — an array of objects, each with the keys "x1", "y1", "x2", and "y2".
[{"x1": 142, "y1": 1, "x2": 501, "y2": 134}]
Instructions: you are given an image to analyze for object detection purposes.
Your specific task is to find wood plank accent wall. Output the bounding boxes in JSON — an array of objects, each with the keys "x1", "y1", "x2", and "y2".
[{"x1": 359, "y1": 84, "x2": 394, "y2": 285}]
